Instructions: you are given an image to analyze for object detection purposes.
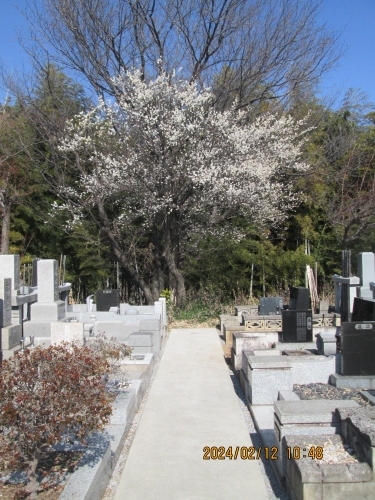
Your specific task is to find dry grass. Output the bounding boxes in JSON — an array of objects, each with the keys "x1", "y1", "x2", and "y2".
[{"x1": 168, "y1": 318, "x2": 218, "y2": 329}]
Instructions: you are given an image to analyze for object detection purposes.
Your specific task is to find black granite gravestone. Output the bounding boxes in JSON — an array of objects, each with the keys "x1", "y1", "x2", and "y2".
[
  {"x1": 289, "y1": 287, "x2": 310, "y2": 310},
  {"x1": 96, "y1": 289, "x2": 119, "y2": 311},
  {"x1": 259, "y1": 297, "x2": 283, "y2": 315},
  {"x1": 352, "y1": 297, "x2": 375, "y2": 322},
  {"x1": 281, "y1": 310, "x2": 313, "y2": 342},
  {"x1": 341, "y1": 322, "x2": 375, "y2": 375}
]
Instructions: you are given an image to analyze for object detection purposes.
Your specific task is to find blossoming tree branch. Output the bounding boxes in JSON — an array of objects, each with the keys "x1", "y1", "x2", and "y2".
[{"x1": 56, "y1": 69, "x2": 310, "y2": 304}]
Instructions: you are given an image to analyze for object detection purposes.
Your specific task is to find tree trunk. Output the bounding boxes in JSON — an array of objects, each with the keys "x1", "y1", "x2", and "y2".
[
  {"x1": 151, "y1": 226, "x2": 165, "y2": 301},
  {"x1": 1, "y1": 203, "x2": 11, "y2": 254},
  {"x1": 25, "y1": 448, "x2": 42, "y2": 499},
  {"x1": 95, "y1": 201, "x2": 155, "y2": 303},
  {"x1": 164, "y1": 216, "x2": 186, "y2": 305}
]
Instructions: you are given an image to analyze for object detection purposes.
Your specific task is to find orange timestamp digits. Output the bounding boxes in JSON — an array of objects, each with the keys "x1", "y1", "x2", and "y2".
[{"x1": 202, "y1": 446, "x2": 279, "y2": 460}]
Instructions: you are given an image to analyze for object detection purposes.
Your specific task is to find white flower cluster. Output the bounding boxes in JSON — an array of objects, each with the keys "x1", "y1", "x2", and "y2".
[{"x1": 58, "y1": 69, "x2": 310, "y2": 231}]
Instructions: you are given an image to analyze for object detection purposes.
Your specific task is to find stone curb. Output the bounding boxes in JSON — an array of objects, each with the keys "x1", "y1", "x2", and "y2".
[{"x1": 59, "y1": 376, "x2": 148, "y2": 500}]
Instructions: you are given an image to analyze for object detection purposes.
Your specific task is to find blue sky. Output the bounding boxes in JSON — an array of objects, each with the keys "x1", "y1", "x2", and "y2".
[{"x1": 0, "y1": 0, "x2": 374, "y2": 107}]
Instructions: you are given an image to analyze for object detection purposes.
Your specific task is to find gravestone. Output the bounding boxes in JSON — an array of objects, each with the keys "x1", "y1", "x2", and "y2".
[
  {"x1": 357, "y1": 252, "x2": 375, "y2": 299},
  {"x1": 0, "y1": 277, "x2": 22, "y2": 360},
  {"x1": 0, "y1": 278, "x2": 12, "y2": 328},
  {"x1": 332, "y1": 275, "x2": 360, "y2": 321},
  {"x1": 96, "y1": 289, "x2": 119, "y2": 311},
  {"x1": 352, "y1": 297, "x2": 375, "y2": 322},
  {"x1": 0, "y1": 254, "x2": 20, "y2": 292},
  {"x1": 289, "y1": 287, "x2": 310, "y2": 310},
  {"x1": 281, "y1": 310, "x2": 313, "y2": 342},
  {"x1": 30, "y1": 259, "x2": 65, "y2": 321},
  {"x1": 259, "y1": 297, "x2": 283, "y2": 315},
  {"x1": 341, "y1": 321, "x2": 375, "y2": 376},
  {"x1": 0, "y1": 254, "x2": 22, "y2": 324}
]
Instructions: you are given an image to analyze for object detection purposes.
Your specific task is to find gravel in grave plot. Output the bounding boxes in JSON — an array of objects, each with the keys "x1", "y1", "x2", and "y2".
[{"x1": 293, "y1": 383, "x2": 370, "y2": 407}]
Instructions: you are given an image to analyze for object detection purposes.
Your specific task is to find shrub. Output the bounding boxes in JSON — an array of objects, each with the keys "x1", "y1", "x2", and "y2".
[{"x1": 0, "y1": 343, "x2": 114, "y2": 498}]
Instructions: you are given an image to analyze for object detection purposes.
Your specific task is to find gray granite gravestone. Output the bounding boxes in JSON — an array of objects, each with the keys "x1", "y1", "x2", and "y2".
[{"x1": 30, "y1": 259, "x2": 65, "y2": 321}]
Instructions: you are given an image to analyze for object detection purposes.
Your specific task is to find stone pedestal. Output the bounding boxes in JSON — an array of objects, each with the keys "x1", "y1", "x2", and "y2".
[
  {"x1": 31, "y1": 301, "x2": 65, "y2": 322},
  {"x1": 315, "y1": 327, "x2": 337, "y2": 355}
]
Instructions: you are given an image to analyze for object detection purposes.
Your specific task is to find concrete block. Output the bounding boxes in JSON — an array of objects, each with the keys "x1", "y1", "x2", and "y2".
[
  {"x1": 330, "y1": 374, "x2": 375, "y2": 390},
  {"x1": 60, "y1": 388, "x2": 137, "y2": 500},
  {"x1": 275, "y1": 399, "x2": 359, "y2": 428},
  {"x1": 248, "y1": 355, "x2": 293, "y2": 405},
  {"x1": 1, "y1": 324, "x2": 22, "y2": 350},
  {"x1": 316, "y1": 328, "x2": 337, "y2": 355},
  {"x1": 60, "y1": 439, "x2": 111, "y2": 500}
]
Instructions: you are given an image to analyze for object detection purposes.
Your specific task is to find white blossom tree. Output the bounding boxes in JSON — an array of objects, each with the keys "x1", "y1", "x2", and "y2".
[{"x1": 56, "y1": 70, "x2": 310, "y2": 303}]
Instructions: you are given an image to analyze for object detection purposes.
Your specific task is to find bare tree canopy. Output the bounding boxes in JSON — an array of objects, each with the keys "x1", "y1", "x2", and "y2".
[{"x1": 23, "y1": 0, "x2": 341, "y2": 107}]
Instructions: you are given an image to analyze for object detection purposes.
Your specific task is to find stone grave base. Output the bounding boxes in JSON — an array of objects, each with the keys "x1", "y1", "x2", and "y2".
[
  {"x1": 285, "y1": 434, "x2": 375, "y2": 500},
  {"x1": 274, "y1": 399, "x2": 360, "y2": 478},
  {"x1": 330, "y1": 374, "x2": 375, "y2": 390}
]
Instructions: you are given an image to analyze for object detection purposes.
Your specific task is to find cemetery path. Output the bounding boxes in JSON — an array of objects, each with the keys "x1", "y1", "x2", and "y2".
[{"x1": 113, "y1": 328, "x2": 268, "y2": 500}]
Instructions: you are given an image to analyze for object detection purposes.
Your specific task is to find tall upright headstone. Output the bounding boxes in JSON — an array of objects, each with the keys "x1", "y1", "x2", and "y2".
[
  {"x1": 332, "y1": 250, "x2": 361, "y2": 321},
  {"x1": 0, "y1": 254, "x2": 22, "y2": 325},
  {"x1": 289, "y1": 287, "x2": 310, "y2": 311},
  {"x1": 96, "y1": 289, "x2": 119, "y2": 311},
  {"x1": 0, "y1": 271, "x2": 22, "y2": 360},
  {"x1": 0, "y1": 254, "x2": 20, "y2": 293},
  {"x1": 30, "y1": 259, "x2": 65, "y2": 321},
  {"x1": 341, "y1": 321, "x2": 375, "y2": 375},
  {"x1": 357, "y1": 252, "x2": 375, "y2": 299},
  {"x1": 0, "y1": 278, "x2": 12, "y2": 328}
]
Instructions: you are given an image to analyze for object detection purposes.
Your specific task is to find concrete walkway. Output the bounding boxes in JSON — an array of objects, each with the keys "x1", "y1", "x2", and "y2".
[{"x1": 113, "y1": 328, "x2": 268, "y2": 499}]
